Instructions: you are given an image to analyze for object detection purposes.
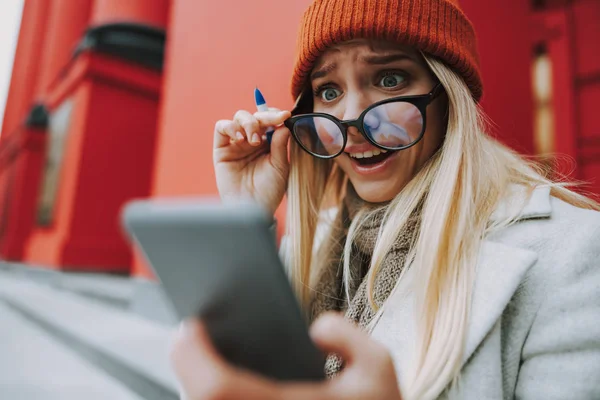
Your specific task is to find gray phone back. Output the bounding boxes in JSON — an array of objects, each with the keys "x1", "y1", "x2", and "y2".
[{"x1": 121, "y1": 198, "x2": 325, "y2": 382}]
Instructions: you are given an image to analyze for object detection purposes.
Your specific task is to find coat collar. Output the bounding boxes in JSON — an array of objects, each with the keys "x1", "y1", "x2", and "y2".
[
  {"x1": 490, "y1": 184, "x2": 552, "y2": 223},
  {"x1": 370, "y1": 185, "x2": 553, "y2": 375}
]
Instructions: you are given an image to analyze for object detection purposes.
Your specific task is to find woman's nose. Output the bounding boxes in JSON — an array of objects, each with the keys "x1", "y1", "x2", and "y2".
[
  {"x1": 347, "y1": 125, "x2": 362, "y2": 139},
  {"x1": 342, "y1": 96, "x2": 370, "y2": 140},
  {"x1": 341, "y1": 94, "x2": 370, "y2": 122}
]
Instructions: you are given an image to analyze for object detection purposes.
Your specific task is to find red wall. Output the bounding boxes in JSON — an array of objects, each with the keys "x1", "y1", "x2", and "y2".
[
  {"x1": 152, "y1": 0, "x2": 312, "y2": 198},
  {"x1": 461, "y1": 0, "x2": 535, "y2": 154},
  {"x1": 132, "y1": 0, "x2": 313, "y2": 276},
  {"x1": 534, "y1": 0, "x2": 600, "y2": 194},
  {"x1": 572, "y1": 0, "x2": 600, "y2": 194}
]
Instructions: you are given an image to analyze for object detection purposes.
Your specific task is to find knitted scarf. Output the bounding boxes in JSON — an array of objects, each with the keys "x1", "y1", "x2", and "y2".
[{"x1": 309, "y1": 185, "x2": 421, "y2": 377}]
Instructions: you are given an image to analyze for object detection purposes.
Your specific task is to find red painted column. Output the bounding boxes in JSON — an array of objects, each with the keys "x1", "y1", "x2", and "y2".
[
  {"x1": 0, "y1": 0, "x2": 52, "y2": 260},
  {"x1": 540, "y1": 11, "x2": 578, "y2": 167},
  {"x1": 91, "y1": 0, "x2": 169, "y2": 27},
  {"x1": 0, "y1": 119, "x2": 47, "y2": 260},
  {"x1": 461, "y1": 0, "x2": 535, "y2": 155},
  {"x1": 35, "y1": 0, "x2": 93, "y2": 97},
  {"x1": 571, "y1": 0, "x2": 600, "y2": 195},
  {"x1": 24, "y1": 1, "x2": 169, "y2": 272},
  {"x1": 0, "y1": 0, "x2": 95, "y2": 262},
  {"x1": 530, "y1": 1, "x2": 600, "y2": 196},
  {"x1": 0, "y1": 0, "x2": 50, "y2": 138}
]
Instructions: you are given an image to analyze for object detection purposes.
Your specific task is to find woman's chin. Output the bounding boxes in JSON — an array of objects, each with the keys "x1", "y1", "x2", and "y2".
[{"x1": 351, "y1": 181, "x2": 403, "y2": 204}]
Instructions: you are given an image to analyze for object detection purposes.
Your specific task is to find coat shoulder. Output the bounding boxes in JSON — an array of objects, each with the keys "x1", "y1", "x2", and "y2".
[
  {"x1": 510, "y1": 198, "x2": 600, "y2": 399},
  {"x1": 493, "y1": 196, "x2": 600, "y2": 263},
  {"x1": 489, "y1": 196, "x2": 600, "y2": 308}
]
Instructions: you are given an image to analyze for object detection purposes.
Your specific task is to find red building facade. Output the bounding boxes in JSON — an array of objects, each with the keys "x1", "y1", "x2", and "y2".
[{"x1": 0, "y1": 0, "x2": 598, "y2": 276}]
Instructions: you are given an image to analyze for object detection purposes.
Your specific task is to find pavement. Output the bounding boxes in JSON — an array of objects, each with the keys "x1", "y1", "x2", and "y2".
[{"x1": 0, "y1": 263, "x2": 181, "y2": 400}]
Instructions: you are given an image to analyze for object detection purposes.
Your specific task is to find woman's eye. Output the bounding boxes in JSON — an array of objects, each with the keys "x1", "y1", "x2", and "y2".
[
  {"x1": 320, "y1": 88, "x2": 341, "y2": 102},
  {"x1": 379, "y1": 73, "x2": 405, "y2": 88}
]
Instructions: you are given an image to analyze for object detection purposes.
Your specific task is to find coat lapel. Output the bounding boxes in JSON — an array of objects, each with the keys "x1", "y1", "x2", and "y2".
[
  {"x1": 461, "y1": 241, "x2": 537, "y2": 364},
  {"x1": 459, "y1": 185, "x2": 553, "y2": 364}
]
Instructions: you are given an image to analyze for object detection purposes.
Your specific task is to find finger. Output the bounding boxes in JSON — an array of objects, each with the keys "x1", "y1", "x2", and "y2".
[
  {"x1": 215, "y1": 121, "x2": 246, "y2": 148},
  {"x1": 234, "y1": 110, "x2": 261, "y2": 146},
  {"x1": 226, "y1": 121, "x2": 245, "y2": 144},
  {"x1": 309, "y1": 313, "x2": 376, "y2": 365},
  {"x1": 214, "y1": 120, "x2": 241, "y2": 148},
  {"x1": 254, "y1": 110, "x2": 291, "y2": 128},
  {"x1": 269, "y1": 126, "x2": 291, "y2": 173},
  {"x1": 170, "y1": 319, "x2": 227, "y2": 387},
  {"x1": 273, "y1": 382, "x2": 334, "y2": 400}
]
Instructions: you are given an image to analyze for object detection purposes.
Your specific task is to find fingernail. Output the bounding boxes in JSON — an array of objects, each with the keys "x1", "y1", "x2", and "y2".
[
  {"x1": 261, "y1": 134, "x2": 267, "y2": 141},
  {"x1": 236, "y1": 131, "x2": 244, "y2": 141},
  {"x1": 252, "y1": 133, "x2": 260, "y2": 144}
]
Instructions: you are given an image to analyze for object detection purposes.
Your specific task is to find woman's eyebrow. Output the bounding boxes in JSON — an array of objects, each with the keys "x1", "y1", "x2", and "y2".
[
  {"x1": 360, "y1": 53, "x2": 415, "y2": 65},
  {"x1": 311, "y1": 63, "x2": 337, "y2": 80}
]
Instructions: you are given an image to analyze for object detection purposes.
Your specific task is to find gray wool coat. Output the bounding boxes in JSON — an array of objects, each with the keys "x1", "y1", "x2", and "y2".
[{"x1": 364, "y1": 186, "x2": 600, "y2": 399}]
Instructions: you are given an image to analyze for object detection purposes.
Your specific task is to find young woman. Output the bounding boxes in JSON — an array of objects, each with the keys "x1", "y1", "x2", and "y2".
[{"x1": 171, "y1": 0, "x2": 600, "y2": 399}]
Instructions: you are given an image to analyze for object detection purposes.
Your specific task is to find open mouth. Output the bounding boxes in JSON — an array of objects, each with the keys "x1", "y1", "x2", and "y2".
[{"x1": 349, "y1": 150, "x2": 397, "y2": 166}]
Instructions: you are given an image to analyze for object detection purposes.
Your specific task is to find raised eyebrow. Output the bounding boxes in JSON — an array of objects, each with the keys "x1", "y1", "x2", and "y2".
[{"x1": 311, "y1": 62, "x2": 337, "y2": 80}]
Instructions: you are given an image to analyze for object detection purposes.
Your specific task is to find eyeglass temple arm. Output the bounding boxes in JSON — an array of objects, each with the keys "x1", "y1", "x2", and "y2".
[{"x1": 430, "y1": 82, "x2": 445, "y2": 100}]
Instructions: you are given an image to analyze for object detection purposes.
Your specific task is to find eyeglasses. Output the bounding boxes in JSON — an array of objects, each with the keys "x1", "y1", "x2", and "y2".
[{"x1": 284, "y1": 83, "x2": 445, "y2": 159}]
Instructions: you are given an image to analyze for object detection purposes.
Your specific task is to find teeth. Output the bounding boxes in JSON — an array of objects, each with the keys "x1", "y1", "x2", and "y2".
[{"x1": 349, "y1": 149, "x2": 388, "y2": 159}]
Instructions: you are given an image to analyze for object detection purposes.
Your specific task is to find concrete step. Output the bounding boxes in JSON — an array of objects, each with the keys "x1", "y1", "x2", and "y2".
[
  {"x1": 0, "y1": 302, "x2": 146, "y2": 400},
  {"x1": 0, "y1": 262, "x2": 178, "y2": 326},
  {"x1": 0, "y1": 271, "x2": 180, "y2": 400}
]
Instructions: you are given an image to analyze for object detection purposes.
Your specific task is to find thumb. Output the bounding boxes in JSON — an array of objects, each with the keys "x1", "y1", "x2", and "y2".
[
  {"x1": 269, "y1": 125, "x2": 291, "y2": 171},
  {"x1": 254, "y1": 110, "x2": 291, "y2": 127},
  {"x1": 309, "y1": 313, "x2": 371, "y2": 365},
  {"x1": 170, "y1": 319, "x2": 226, "y2": 385}
]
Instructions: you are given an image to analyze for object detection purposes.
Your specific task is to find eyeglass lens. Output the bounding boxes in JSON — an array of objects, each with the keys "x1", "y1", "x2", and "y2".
[{"x1": 293, "y1": 102, "x2": 424, "y2": 157}]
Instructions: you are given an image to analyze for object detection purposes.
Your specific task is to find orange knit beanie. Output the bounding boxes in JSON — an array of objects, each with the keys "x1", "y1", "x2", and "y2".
[{"x1": 291, "y1": 0, "x2": 483, "y2": 102}]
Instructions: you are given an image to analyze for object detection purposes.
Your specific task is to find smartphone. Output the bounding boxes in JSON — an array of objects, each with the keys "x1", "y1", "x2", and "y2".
[{"x1": 121, "y1": 198, "x2": 326, "y2": 382}]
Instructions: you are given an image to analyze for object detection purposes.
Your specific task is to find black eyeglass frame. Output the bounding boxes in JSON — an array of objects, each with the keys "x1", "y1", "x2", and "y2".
[{"x1": 284, "y1": 83, "x2": 445, "y2": 159}]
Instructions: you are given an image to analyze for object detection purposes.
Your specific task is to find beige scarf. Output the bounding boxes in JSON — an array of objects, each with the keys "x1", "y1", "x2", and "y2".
[{"x1": 309, "y1": 185, "x2": 421, "y2": 377}]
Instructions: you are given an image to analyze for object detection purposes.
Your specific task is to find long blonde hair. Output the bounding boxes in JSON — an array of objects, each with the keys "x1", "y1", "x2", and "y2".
[{"x1": 286, "y1": 55, "x2": 599, "y2": 399}]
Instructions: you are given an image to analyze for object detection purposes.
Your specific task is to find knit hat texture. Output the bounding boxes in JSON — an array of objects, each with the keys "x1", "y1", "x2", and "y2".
[{"x1": 291, "y1": 0, "x2": 483, "y2": 101}]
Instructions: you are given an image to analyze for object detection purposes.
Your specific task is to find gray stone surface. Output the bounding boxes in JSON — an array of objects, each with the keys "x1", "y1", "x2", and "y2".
[
  {"x1": 0, "y1": 271, "x2": 180, "y2": 399},
  {"x1": 130, "y1": 278, "x2": 178, "y2": 326},
  {"x1": 0, "y1": 301, "x2": 145, "y2": 400},
  {"x1": 0, "y1": 262, "x2": 178, "y2": 325}
]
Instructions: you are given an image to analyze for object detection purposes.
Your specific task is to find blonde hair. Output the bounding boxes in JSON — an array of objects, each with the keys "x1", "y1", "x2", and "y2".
[{"x1": 286, "y1": 55, "x2": 599, "y2": 399}]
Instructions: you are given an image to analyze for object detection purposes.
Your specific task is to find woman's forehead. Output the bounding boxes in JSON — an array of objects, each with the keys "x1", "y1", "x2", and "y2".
[{"x1": 311, "y1": 39, "x2": 422, "y2": 75}]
